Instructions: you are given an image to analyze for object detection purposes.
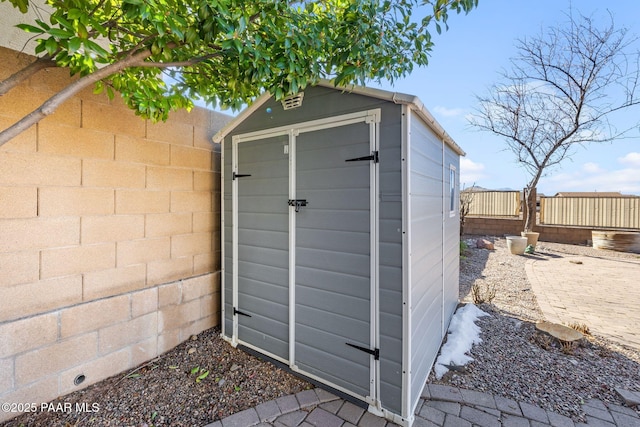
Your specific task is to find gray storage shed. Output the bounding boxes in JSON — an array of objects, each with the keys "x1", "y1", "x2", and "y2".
[{"x1": 213, "y1": 82, "x2": 463, "y2": 426}]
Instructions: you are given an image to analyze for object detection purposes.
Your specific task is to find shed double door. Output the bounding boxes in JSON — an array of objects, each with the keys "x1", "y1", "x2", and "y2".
[{"x1": 233, "y1": 111, "x2": 379, "y2": 403}]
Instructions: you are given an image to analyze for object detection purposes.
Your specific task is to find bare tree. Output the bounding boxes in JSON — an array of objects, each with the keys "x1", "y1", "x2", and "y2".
[
  {"x1": 470, "y1": 10, "x2": 640, "y2": 232},
  {"x1": 459, "y1": 183, "x2": 476, "y2": 236}
]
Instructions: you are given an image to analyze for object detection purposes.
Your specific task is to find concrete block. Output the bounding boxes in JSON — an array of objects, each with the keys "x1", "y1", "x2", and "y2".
[
  {"x1": 193, "y1": 125, "x2": 215, "y2": 150},
  {"x1": 115, "y1": 134, "x2": 170, "y2": 165},
  {"x1": 158, "y1": 281, "x2": 182, "y2": 307},
  {"x1": 0, "y1": 312, "x2": 58, "y2": 358},
  {"x1": 0, "y1": 217, "x2": 79, "y2": 253},
  {"x1": 41, "y1": 97, "x2": 82, "y2": 128},
  {"x1": 83, "y1": 264, "x2": 147, "y2": 301},
  {"x1": 194, "y1": 252, "x2": 216, "y2": 275},
  {"x1": 131, "y1": 287, "x2": 158, "y2": 318},
  {"x1": 182, "y1": 274, "x2": 215, "y2": 302},
  {"x1": 0, "y1": 375, "x2": 58, "y2": 423},
  {"x1": 0, "y1": 275, "x2": 82, "y2": 322},
  {"x1": 171, "y1": 191, "x2": 212, "y2": 213},
  {"x1": 0, "y1": 151, "x2": 81, "y2": 186},
  {"x1": 39, "y1": 187, "x2": 115, "y2": 216},
  {"x1": 146, "y1": 166, "x2": 193, "y2": 190},
  {"x1": 38, "y1": 121, "x2": 114, "y2": 159},
  {"x1": 170, "y1": 145, "x2": 212, "y2": 170},
  {"x1": 194, "y1": 171, "x2": 215, "y2": 191},
  {"x1": 0, "y1": 250, "x2": 39, "y2": 287},
  {"x1": 0, "y1": 187, "x2": 37, "y2": 218},
  {"x1": 60, "y1": 294, "x2": 130, "y2": 338},
  {"x1": 200, "y1": 292, "x2": 220, "y2": 319},
  {"x1": 41, "y1": 243, "x2": 116, "y2": 279},
  {"x1": 130, "y1": 336, "x2": 158, "y2": 367},
  {"x1": 193, "y1": 211, "x2": 215, "y2": 232},
  {"x1": 0, "y1": 114, "x2": 36, "y2": 152},
  {"x1": 81, "y1": 214, "x2": 145, "y2": 244},
  {"x1": 147, "y1": 120, "x2": 194, "y2": 146},
  {"x1": 15, "y1": 333, "x2": 98, "y2": 386},
  {"x1": 147, "y1": 256, "x2": 193, "y2": 286},
  {"x1": 0, "y1": 84, "x2": 48, "y2": 119},
  {"x1": 117, "y1": 237, "x2": 171, "y2": 267},
  {"x1": 180, "y1": 315, "x2": 217, "y2": 339},
  {"x1": 82, "y1": 100, "x2": 145, "y2": 137},
  {"x1": 82, "y1": 159, "x2": 146, "y2": 189},
  {"x1": 0, "y1": 358, "x2": 13, "y2": 394},
  {"x1": 98, "y1": 312, "x2": 158, "y2": 354},
  {"x1": 158, "y1": 299, "x2": 200, "y2": 333},
  {"x1": 59, "y1": 348, "x2": 130, "y2": 395},
  {"x1": 115, "y1": 189, "x2": 170, "y2": 214},
  {"x1": 158, "y1": 329, "x2": 180, "y2": 354},
  {"x1": 171, "y1": 232, "x2": 212, "y2": 258},
  {"x1": 145, "y1": 212, "x2": 192, "y2": 237}
]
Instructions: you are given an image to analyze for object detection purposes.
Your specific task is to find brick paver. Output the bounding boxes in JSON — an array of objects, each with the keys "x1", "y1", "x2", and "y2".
[{"x1": 526, "y1": 255, "x2": 640, "y2": 351}]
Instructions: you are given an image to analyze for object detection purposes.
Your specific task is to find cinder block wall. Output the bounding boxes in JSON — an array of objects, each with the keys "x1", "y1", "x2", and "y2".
[
  {"x1": 0, "y1": 46, "x2": 230, "y2": 421},
  {"x1": 464, "y1": 217, "x2": 595, "y2": 245}
]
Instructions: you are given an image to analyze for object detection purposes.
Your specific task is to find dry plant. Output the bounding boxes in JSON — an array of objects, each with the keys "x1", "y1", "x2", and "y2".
[
  {"x1": 471, "y1": 282, "x2": 496, "y2": 304},
  {"x1": 568, "y1": 322, "x2": 591, "y2": 335},
  {"x1": 531, "y1": 332, "x2": 553, "y2": 350},
  {"x1": 560, "y1": 340, "x2": 577, "y2": 355}
]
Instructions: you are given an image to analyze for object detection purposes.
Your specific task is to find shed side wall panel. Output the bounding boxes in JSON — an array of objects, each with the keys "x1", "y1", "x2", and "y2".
[
  {"x1": 408, "y1": 112, "x2": 445, "y2": 412},
  {"x1": 443, "y1": 147, "x2": 460, "y2": 332}
]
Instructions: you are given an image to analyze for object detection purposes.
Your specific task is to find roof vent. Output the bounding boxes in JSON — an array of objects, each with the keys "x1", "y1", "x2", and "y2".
[{"x1": 281, "y1": 92, "x2": 304, "y2": 110}]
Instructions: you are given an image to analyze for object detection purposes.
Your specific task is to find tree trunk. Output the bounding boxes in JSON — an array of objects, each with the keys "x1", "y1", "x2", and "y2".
[{"x1": 523, "y1": 187, "x2": 537, "y2": 232}]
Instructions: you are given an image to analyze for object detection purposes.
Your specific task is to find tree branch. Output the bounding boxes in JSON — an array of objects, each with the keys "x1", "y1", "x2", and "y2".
[
  {"x1": 0, "y1": 55, "x2": 57, "y2": 96},
  {"x1": 0, "y1": 49, "x2": 153, "y2": 147}
]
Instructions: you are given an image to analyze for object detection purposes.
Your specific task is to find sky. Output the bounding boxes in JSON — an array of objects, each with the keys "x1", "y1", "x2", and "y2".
[{"x1": 366, "y1": 0, "x2": 640, "y2": 196}]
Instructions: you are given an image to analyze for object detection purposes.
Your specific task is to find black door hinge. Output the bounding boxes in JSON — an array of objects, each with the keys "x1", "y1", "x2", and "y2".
[
  {"x1": 234, "y1": 307, "x2": 252, "y2": 317},
  {"x1": 345, "y1": 151, "x2": 379, "y2": 163},
  {"x1": 232, "y1": 172, "x2": 252, "y2": 180},
  {"x1": 346, "y1": 342, "x2": 379, "y2": 360}
]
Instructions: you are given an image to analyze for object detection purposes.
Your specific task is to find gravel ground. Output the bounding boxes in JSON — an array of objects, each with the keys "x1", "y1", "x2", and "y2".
[
  {"x1": 5, "y1": 236, "x2": 639, "y2": 426},
  {"x1": 4, "y1": 328, "x2": 310, "y2": 427},
  {"x1": 430, "y1": 236, "x2": 640, "y2": 422}
]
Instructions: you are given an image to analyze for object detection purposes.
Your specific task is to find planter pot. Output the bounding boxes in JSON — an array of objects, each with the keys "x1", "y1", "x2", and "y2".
[
  {"x1": 521, "y1": 231, "x2": 540, "y2": 248},
  {"x1": 592, "y1": 230, "x2": 640, "y2": 254},
  {"x1": 506, "y1": 236, "x2": 528, "y2": 255}
]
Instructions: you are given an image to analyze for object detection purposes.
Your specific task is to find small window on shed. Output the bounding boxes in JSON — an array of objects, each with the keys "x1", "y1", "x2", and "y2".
[{"x1": 449, "y1": 165, "x2": 457, "y2": 217}]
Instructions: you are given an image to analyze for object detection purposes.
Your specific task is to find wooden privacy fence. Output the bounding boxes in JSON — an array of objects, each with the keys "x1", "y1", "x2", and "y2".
[
  {"x1": 540, "y1": 197, "x2": 640, "y2": 229},
  {"x1": 466, "y1": 190, "x2": 521, "y2": 217}
]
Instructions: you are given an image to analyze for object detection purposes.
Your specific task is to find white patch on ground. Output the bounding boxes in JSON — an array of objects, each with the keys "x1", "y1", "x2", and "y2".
[{"x1": 434, "y1": 304, "x2": 489, "y2": 379}]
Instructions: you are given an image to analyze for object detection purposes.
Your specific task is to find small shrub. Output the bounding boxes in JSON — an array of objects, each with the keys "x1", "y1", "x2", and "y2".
[
  {"x1": 560, "y1": 340, "x2": 577, "y2": 355},
  {"x1": 568, "y1": 322, "x2": 591, "y2": 335},
  {"x1": 471, "y1": 282, "x2": 496, "y2": 304},
  {"x1": 460, "y1": 241, "x2": 468, "y2": 258},
  {"x1": 531, "y1": 332, "x2": 552, "y2": 350}
]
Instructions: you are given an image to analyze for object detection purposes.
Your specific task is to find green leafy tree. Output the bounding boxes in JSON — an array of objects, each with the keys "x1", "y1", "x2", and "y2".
[{"x1": 0, "y1": 0, "x2": 476, "y2": 147}]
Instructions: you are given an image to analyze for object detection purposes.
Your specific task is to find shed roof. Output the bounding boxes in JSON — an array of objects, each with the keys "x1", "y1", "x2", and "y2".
[{"x1": 212, "y1": 81, "x2": 465, "y2": 156}]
